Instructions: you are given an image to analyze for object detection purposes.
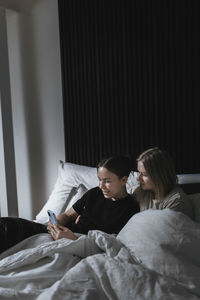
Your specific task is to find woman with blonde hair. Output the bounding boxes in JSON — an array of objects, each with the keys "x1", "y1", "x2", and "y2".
[{"x1": 134, "y1": 147, "x2": 193, "y2": 218}]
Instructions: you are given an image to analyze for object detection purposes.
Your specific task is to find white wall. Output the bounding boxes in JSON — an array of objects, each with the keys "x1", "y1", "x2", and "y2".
[
  {"x1": 0, "y1": 0, "x2": 65, "y2": 219},
  {"x1": 0, "y1": 7, "x2": 18, "y2": 217}
]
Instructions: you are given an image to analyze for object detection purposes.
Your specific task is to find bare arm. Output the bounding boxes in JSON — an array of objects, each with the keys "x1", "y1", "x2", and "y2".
[{"x1": 56, "y1": 207, "x2": 79, "y2": 226}]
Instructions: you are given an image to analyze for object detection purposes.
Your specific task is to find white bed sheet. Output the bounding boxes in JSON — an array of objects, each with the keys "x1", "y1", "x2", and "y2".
[{"x1": 0, "y1": 210, "x2": 200, "y2": 300}]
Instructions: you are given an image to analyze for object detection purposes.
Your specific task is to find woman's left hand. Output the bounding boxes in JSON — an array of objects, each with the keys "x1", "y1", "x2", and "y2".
[{"x1": 47, "y1": 223, "x2": 77, "y2": 241}]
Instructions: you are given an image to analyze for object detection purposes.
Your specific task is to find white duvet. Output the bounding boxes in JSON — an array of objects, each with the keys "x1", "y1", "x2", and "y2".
[{"x1": 0, "y1": 209, "x2": 200, "y2": 300}]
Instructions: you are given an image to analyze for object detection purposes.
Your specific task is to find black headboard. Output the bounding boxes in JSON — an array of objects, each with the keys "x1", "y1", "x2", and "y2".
[{"x1": 58, "y1": 0, "x2": 200, "y2": 173}]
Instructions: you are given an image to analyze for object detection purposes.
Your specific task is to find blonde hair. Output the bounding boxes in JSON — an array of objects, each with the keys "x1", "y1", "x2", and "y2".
[{"x1": 137, "y1": 147, "x2": 178, "y2": 198}]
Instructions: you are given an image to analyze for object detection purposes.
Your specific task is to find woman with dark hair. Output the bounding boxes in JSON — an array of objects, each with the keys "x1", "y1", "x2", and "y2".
[
  {"x1": 134, "y1": 147, "x2": 193, "y2": 218},
  {"x1": 0, "y1": 155, "x2": 139, "y2": 253},
  {"x1": 48, "y1": 155, "x2": 140, "y2": 241}
]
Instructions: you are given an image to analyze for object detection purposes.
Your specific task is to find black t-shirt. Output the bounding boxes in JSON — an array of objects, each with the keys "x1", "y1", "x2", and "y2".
[{"x1": 67, "y1": 187, "x2": 140, "y2": 234}]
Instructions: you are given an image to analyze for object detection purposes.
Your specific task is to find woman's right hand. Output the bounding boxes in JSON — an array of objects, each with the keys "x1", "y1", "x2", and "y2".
[{"x1": 47, "y1": 223, "x2": 77, "y2": 241}]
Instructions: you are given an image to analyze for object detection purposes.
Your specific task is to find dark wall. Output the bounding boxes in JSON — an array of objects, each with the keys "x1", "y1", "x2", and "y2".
[{"x1": 58, "y1": 0, "x2": 200, "y2": 173}]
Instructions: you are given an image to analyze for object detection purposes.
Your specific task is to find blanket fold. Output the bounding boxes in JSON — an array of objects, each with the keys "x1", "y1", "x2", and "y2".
[{"x1": 0, "y1": 210, "x2": 200, "y2": 300}]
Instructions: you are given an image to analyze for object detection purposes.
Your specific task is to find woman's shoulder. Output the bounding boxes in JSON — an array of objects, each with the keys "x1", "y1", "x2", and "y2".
[
  {"x1": 85, "y1": 187, "x2": 104, "y2": 199},
  {"x1": 165, "y1": 185, "x2": 186, "y2": 201},
  {"x1": 162, "y1": 185, "x2": 193, "y2": 218}
]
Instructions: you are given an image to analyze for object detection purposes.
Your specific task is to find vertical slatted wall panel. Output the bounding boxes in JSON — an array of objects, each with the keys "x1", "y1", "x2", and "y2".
[{"x1": 58, "y1": 0, "x2": 200, "y2": 173}]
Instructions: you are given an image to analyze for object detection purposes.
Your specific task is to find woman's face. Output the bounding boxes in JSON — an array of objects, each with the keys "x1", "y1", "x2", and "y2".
[
  {"x1": 137, "y1": 161, "x2": 156, "y2": 192},
  {"x1": 97, "y1": 167, "x2": 127, "y2": 201}
]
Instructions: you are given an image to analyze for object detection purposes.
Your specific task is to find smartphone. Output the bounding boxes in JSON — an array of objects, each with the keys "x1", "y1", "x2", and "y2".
[{"x1": 47, "y1": 210, "x2": 58, "y2": 224}]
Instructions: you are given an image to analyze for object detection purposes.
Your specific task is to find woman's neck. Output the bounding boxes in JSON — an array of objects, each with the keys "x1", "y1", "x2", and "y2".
[{"x1": 112, "y1": 190, "x2": 128, "y2": 201}]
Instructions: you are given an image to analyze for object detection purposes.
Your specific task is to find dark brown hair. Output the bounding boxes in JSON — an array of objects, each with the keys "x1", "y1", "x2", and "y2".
[{"x1": 98, "y1": 155, "x2": 132, "y2": 178}]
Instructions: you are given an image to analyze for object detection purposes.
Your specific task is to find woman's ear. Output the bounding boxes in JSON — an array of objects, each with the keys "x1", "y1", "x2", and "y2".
[{"x1": 121, "y1": 176, "x2": 128, "y2": 184}]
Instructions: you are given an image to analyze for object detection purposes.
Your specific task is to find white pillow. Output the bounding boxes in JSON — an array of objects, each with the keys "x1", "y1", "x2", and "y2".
[
  {"x1": 187, "y1": 193, "x2": 200, "y2": 223},
  {"x1": 117, "y1": 209, "x2": 200, "y2": 282},
  {"x1": 35, "y1": 161, "x2": 98, "y2": 223},
  {"x1": 126, "y1": 171, "x2": 139, "y2": 194},
  {"x1": 59, "y1": 161, "x2": 98, "y2": 190},
  {"x1": 35, "y1": 161, "x2": 139, "y2": 224},
  {"x1": 35, "y1": 177, "x2": 77, "y2": 224},
  {"x1": 64, "y1": 184, "x2": 88, "y2": 211}
]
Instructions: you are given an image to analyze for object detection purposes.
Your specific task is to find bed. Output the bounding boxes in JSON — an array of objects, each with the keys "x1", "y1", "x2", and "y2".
[{"x1": 0, "y1": 161, "x2": 200, "y2": 300}]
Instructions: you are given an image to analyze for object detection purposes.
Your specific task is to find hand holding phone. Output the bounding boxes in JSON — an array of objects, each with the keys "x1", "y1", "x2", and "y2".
[{"x1": 47, "y1": 210, "x2": 58, "y2": 224}]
